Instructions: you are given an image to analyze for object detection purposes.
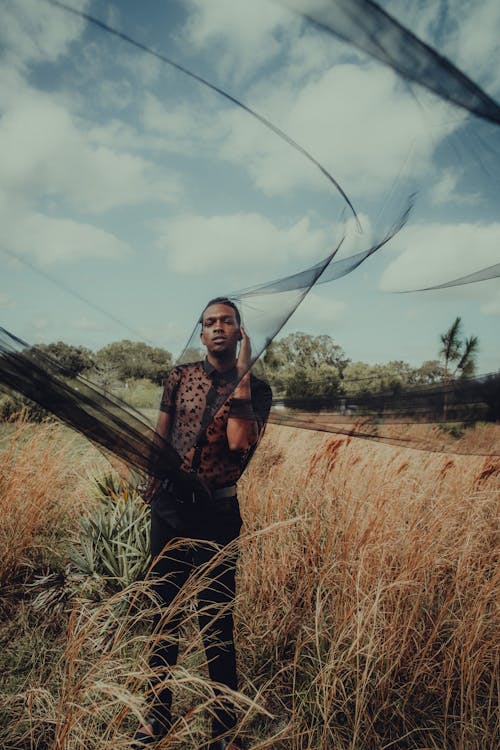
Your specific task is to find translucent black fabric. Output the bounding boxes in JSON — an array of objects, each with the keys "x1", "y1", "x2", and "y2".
[
  {"x1": 0, "y1": 327, "x2": 184, "y2": 483},
  {"x1": 269, "y1": 372, "x2": 500, "y2": 455},
  {"x1": 281, "y1": 0, "x2": 500, "y2": 125},
  {"x1": 276, "y1": 373, "x2": 500, "y2": 423},
  {"x1": 1, "y1": 0, "x2": 500, "y2": 462},
  {"x1": 401, "y1": 262, "x2": 500, "y2": 292}
]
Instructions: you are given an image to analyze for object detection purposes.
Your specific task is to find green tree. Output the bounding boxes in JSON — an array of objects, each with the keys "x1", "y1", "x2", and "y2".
[
  {"x1": 284, "y1": 368, "x2": 311, "y2": 399},
  {"x1": 439, "y1": 317, "x2": 478, "y2": 419},
  {"x1": 94, "y1": 341, "x2": 172, "y2": 384},
  {"x1": 343, "y1": 360, "x2": 418, "y2": 396},
  {"x1": 273, "y1": 332, "x2": 349, "y2": 371},
  {"x1": 414, "y1": 359, "x2": 445, "y2": 385},
  {"x1": 375, "y1": 360, "x2": 418, "y2": 394},
  {"x1": 262, "y1": 332, "x2": 349, "y2": 398},
  {"x1": 35, "y1": 341, "x2": 95, "y2": 377},
  {"x1": 440, "y1": 317, "x2": 478, "y2": 381},
  {"x1": 342, "y1": 361, "x2": 377, "y2": 396}
]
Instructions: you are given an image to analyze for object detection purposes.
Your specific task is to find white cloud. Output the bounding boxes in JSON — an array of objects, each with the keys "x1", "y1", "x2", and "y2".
[
  {"x1": 0, "y1": 0, "x2": 88, "y2": 70},
  {"x1": 183, "y1": 0, "x2": 296, "y2": 82},
  {"x1": 430, "y1": 169, "x2": 480, "y2": 206},
  {"x1": 141, "y1": 93, "x2": 220, "y2": 154},
  {"x1": 218, "y1": 62, "x2": 455, "y2": 199},
  {"x1": 99, "y1": 6, "x2": 466, "y2": 211},
  {"x1": 0, "y1": 200, "x2": 130, "y2": 265},
  {"x1": 75, "y1": 32, "x2": 162, "y2": 108},
  {"x1": 0, "y1": 75, "x2": 181, "y2": 213},
  {"x1": 94, "y1": 79, "x2": 135, "y2": 112},
  {"x1": 155, "y1": 212, "x2": 333, "y2": 280},
  {"x1": 380, "y1": 222, "x2": 500, "y2": 291},
  {"x1": 85, "y1": 95, "x2": 219, "y2": 159},
  {"x1": 285, "y1": 290, "x2": 346, "y2": 331}
]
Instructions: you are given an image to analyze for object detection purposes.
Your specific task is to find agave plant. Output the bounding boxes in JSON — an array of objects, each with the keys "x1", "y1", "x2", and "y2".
[
  {"x1": 70, "y1": 473, "x2": 150, "y2": 594},
  {"x1": 28, "y1": 565, "x2": 77, "y2": 616}
]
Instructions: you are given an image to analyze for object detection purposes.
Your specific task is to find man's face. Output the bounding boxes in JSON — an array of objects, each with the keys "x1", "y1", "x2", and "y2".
[{"x1": 200, "y1": 303, "x2": 241, "y2": 357}]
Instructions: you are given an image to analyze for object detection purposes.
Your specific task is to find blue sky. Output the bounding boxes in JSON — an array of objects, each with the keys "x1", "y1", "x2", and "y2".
[{"x1": 1, "y1": 0, "x2": 500, "y2": 372}]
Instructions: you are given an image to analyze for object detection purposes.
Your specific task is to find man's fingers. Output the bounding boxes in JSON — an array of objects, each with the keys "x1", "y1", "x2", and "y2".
[
  {"x1": 237, "y1": 327, "x2": 251, "y2": 374},
  {"x1": 239, "y1": 326, "x2": 251, "y2": 353}
]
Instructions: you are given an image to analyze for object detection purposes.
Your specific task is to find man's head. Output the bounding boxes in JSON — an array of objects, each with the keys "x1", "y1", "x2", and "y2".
[{"x1": 200, "y1": 297, "x2": 242, "y2": 359}]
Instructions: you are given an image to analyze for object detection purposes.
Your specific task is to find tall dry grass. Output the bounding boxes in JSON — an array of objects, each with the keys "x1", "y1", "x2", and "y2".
[
  {"x1": 0, "y1": 420, "x2": 268, "y2": 749},
  {"x1": 237, "y1": 424, "x2": 500, "y2": 749},
  {"x1": 0, "y1": 418, "x2": 499, "y2": 749},
  {"x1": 0, "y1": 418, "x2": 105, "y2": 589}
]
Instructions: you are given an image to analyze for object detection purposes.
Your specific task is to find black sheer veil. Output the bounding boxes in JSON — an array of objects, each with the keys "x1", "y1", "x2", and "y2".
[{"x1": 1, "y1": 0, "x2": 500, "y2": 472}]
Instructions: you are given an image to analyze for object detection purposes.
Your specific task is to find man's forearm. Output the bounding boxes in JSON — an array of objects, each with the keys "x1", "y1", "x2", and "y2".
[
  {"x1": 227, "y1": 410, "x2": 258, "y2": 451},
  {"x1": 227, "y1": 374, "x2": 258, "y2": 450}
]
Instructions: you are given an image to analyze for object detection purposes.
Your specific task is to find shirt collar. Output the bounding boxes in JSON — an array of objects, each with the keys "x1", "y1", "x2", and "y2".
[{"x1": 202, "y1": 357, "x2": 238, "y2": 384}]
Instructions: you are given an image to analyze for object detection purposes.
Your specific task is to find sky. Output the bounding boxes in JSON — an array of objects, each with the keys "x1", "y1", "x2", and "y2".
[{"x1": 1, "y1": 0, "x2": 500, "y2": 373}]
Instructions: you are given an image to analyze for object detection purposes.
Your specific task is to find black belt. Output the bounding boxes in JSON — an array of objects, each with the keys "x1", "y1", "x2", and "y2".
[
  {"x1": 162, "y1": 479, "x2": 237, "y2": 504},
  {"x1": 212, "y1": 484, "x2": 238, "y2": 499}
]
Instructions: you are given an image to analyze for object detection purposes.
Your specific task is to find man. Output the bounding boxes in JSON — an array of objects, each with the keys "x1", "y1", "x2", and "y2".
[{"x1": 135, "y1": 298, "x2": 272, "y2": 749}]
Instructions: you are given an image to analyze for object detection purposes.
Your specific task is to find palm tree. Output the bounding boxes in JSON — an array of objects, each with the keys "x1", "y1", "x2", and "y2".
[
  {"x1": 455, "y1": 335, "x2": 479, "y2": 378},
  {"x1": 440, "y1": 316, "x2": 479, "y2": 418},
  {"x1": 440, "y1": 316, "x2": 462, "y2": 382}
]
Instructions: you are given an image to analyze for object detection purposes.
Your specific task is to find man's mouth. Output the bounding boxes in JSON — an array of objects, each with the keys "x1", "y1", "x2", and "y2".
[{"x1": 212, "y1": 336, "x2": 226, "y2": 343}]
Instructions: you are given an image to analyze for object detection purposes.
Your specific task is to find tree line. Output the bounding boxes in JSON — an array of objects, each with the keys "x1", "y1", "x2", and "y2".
[
  {"x1": 2, "y1": 317, "x2": 498, "y2": 422},
  {"x1": 256, "y1": 317, "x2": 480, "y2": 398},
  {"x1": 34, "y1": 339, "x2": 173, "y2": 390},
  {"x1": 30, "y1": 316, "x2": 479, "y2": 400}
]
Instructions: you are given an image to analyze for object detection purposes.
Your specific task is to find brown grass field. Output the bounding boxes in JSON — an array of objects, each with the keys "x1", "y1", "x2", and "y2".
[{"x1": 0, "y1": 417, "x2": 499, "y2": 749}]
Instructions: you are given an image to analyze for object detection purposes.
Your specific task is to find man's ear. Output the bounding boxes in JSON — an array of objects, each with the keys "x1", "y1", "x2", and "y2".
[{"x1": 238, "y1": 329, "x2": 243, "y2": 341}]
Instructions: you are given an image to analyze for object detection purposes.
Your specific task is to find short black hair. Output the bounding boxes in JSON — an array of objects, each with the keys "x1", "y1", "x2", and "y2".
[{"x1": 200, "y1": 297, "x2": 241, "y2": 326}]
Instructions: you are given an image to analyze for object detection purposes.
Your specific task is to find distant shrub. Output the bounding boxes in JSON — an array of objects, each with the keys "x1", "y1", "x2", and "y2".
[
  {"x1": 0, "y1": 393, "x2": 50, "y2": 422},
  {"x1": 115, "y1": 378, "x2": 162, "y2": 409},
  {"x1": 0, "y1": 393, "x2": 19, "y2": 420}
]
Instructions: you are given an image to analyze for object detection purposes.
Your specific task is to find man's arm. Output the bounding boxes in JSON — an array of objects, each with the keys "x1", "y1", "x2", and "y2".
[
  {"x1": 227, "y1": 327, "x2": 262, "y2": 451},
  {"x1": 227, "y1": 371, "x2": 259, "y2": 451}
]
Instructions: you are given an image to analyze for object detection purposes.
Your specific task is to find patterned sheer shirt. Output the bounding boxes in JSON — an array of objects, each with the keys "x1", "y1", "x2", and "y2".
[{"x1": 160, "y1": 358, "x2": 272, "y2": 488}]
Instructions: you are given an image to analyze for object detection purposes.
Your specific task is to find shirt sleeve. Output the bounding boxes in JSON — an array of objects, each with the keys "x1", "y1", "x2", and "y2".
[{"x1": 159, "y1": 367, "x2": 181, "y2": 414}]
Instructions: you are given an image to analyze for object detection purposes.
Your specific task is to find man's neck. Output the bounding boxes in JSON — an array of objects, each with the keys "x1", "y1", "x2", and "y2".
[{"x1": 206, "y1": 351, "x2": 237, "y2": 373}]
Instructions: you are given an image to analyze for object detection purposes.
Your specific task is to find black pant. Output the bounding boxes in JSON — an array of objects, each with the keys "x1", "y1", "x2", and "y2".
[{"x1": 149, "y1": 488, "x2": 242, "y2": 737}]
